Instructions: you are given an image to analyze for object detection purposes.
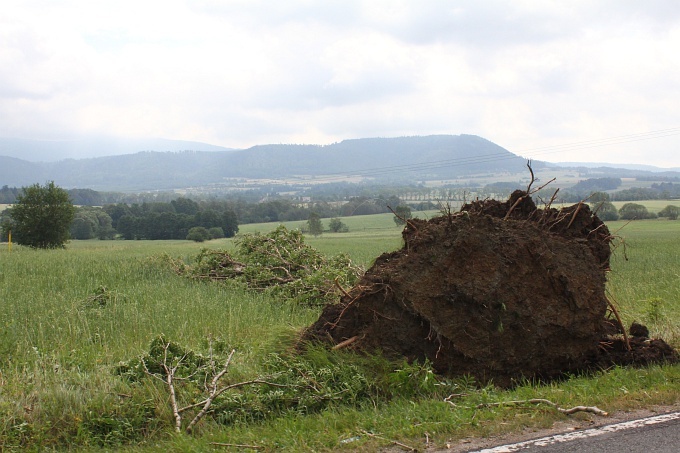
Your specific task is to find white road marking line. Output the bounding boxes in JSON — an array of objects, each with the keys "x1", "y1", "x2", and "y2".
[{"x1": 470, "y1": 411, "x2": 680, "y2": 452}]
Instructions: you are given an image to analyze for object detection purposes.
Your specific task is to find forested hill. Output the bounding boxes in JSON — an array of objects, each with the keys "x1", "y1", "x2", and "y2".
[{"x1": 0, "y1": 135, "x2": 531, "y2": 191}]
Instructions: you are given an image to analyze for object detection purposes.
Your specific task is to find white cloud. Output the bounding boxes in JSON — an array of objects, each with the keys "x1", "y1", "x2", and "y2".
[{"x1": 0, "y1": 0, "x2": 679, "y2": 166}]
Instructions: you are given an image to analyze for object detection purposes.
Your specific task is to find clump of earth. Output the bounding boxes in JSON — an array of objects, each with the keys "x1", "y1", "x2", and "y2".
[{"x1": 302, "y1": 190, "x2": 677, "y2": 387}]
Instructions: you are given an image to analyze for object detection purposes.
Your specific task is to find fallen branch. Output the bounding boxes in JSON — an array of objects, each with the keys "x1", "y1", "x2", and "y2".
[
  {"x1": 443, "y1": 392, "x2": 468, "y2": 407},
  {"x1": 477, "y1": 398, "x2": 608, "y2": 416},
  {"x1": 142, "y1": 341, "x2": 292, "y2": 434},
  {"x1": 141, "y1": 343, "x2": 188, "y2": 432}
]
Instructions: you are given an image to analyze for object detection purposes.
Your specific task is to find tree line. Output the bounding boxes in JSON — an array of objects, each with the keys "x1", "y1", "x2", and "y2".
[
  {"x1": 2, "y1": 180, "x2": 678, "y2": 247},
  {"x1": 0, "y1": 185, "x2": 412, "y2": 244}
]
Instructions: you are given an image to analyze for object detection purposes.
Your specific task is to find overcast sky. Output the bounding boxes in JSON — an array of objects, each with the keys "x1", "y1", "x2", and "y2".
[{"x1": 2, "y1": 0, "x2": 679, "y2": 167}]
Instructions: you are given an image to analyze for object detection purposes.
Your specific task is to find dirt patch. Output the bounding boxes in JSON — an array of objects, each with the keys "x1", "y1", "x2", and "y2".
[{"x1": 302, "y1": 190, "x2": 677, "y2": 386}]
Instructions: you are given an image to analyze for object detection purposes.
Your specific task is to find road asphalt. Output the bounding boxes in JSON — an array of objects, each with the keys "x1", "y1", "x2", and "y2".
[{"x1": 465, "y1": 411, "x2": 680, "y2": 452}]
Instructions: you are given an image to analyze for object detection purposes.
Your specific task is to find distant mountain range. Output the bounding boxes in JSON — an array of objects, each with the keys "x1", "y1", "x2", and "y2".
[
  {"x1": 0, "y1": 137, "x2": 232, "y2": 162},
  {"x1": 0, "y1": 135, "x2": 677, "y2": 192},
  {"x1": 0, "y1": 135, "x2": 536, "y2": 191}
]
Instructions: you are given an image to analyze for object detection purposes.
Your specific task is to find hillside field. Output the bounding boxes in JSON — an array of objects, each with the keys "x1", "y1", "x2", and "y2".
[{"x1": 0, "y1": 213, "x2": 678, "y2": 450}]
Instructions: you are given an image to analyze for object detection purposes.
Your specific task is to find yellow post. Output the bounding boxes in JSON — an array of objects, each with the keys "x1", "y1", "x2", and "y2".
[{"x1": 8, "y1": 230, "x2": 11, "y2": 253}]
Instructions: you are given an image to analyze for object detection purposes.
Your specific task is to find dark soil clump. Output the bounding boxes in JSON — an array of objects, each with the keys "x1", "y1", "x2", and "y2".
[{"x1": 302, "y1": 191, "x2": 678, "y2": 386}]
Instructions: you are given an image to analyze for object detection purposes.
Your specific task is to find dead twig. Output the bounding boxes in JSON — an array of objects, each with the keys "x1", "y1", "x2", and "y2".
[
  {"x1": 605, "y1": 291, "x2": 631, "y2": 351},
  {"x1": 332, "y1": 335, "x2": 359, "y2": 350},
  {"x1": 566, "y1": 201, "x2": 584, "y2": 229},
  {"x1": 444, "y1": 393, "x2": 468, "y2": 407},
  {"x1": 477, "y1": 398, "x2": 608, "y2": 416},
  {"x1": 360, "y1": 429, "x2": 418, "y2": 451},
  {"x1": 387, "y1": 205, "x2": 419, "y2": 233},
  {"x1": 544, "y1": 188, "x2": 560, "y2": 211},
  {"x1": 525, "y1": 160, "x2": 535, "y2": 193},
  {"x1": 210, "y1": 442, "x2": 264, "y2": 450},
  {"x1": 334, "y1": 277, "x2": 351, "y2": 298},
  {"x1": 503, "y1": 195, "x2": 526, "y2": 220},
  {"x1": 528, "y1": 177, "x2": 557, "y2": 195},
  {"x1": 329, "y1": 296, "x2": 360, "y2": 330}
]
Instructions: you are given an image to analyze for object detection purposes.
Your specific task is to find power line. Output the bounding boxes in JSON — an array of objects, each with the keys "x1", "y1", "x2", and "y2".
[
  {"x1": 304, "y1": 127, "x2": 680, "y2": 182},
  {"x1": 517, "y1": 127, "x2": 680, "y2": 156}
]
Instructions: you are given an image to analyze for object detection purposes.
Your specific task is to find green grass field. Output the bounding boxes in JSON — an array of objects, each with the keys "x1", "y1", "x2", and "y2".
[
  {"x1": 610, "y1": 199, "x2": 679, "y2": 214},
  {"x1": 0, "y1": 212, "x2": 678, "y2": 450}
]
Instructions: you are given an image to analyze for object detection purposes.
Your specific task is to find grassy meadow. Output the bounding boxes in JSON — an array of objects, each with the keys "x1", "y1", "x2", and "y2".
[
  {"x1": 609, "y1": 199, "x2": 679, "y2": 214},
  {"x1": 0, "y1": 211, "x2": 679, "y2": 451}
]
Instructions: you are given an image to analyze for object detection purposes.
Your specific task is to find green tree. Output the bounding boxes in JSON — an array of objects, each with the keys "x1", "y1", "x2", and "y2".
[
  {"x1": 658, "y1": 205, "x2": 679, "y2": 220},
  {"x1": 8, "y1": 181, "x2": 76, "y2": 249},
  {"x1": 307, "y1": 212, "x2": 323, "y2": 236},
  {"x1": 618, "y1": 203, "x2": 655, "y2": 220},
  {"x1": 116, "y1": 215, "x2": 138, "y2": 240},
  {"x1": 94, "y1": 209, "x2": 116, "y2": 239},
  {"x1": 591, "y1": 200, "x2": 619, "y2": 221},
  {"x1": 186, "y1": 226, "x2": 210, "y2": 242},
  {"x1": 328, "y1": 217, "x2": 349, "y2": 233},
  {"x1": 171, "y1": 197, "x2": 199, "y2": 215},
  {"x1": 590, "y1": 191, "x2": 611, "y2": 204},
  {"x1": 70, "y1": 213, "x2": 96, "y2": 239},
  {"x1": 221, "y1": 209, "x2": 239, "y2": 238},
  {"x1": 393, "y1": 205, "x2": 413, "y2": 226}
]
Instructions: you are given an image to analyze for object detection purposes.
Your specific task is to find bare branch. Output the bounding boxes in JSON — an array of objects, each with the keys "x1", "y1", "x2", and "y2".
[
  {"x1": 334, "y1": 277, "x2": 351, "y2": 298},
  {"x1": 605, "y1": 291, "x2": 631, "y2": 351},
  {"x1": 210, "y1": 442, "x2": 264, "y2": 450},
  {"x1": 477, "y1": 398, "x2": 608, "y2": 416},
  {"x1": 526, "y1": 160, "x2": 535, "y2": 193},
  {"x1": 159, "y1": 343, "x2": 184, "y2": 433},
  {"x1": 360, "y1": 429, "x2": 417, "y2": 451},
  {"x1": 529, "y1": 177, "x2": 557, "y2": 195},
  {"x1": 332, "y1": 335, "x2": 359, "y2": 350}
]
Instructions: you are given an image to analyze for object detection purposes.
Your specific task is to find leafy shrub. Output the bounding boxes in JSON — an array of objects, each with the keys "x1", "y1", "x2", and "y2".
[
  {"x1": 329, "y1": 217, "x2": 349, "y2": 233},
  {"x1": 116, "y1": 337, "x2": 459, "y2": 430},
  {"x1": 115, "y1": 335, "x2": 211, "y2": 384},
  {"x1": 592, "y1": 201, "x2": 619, "y2": 221},
  {"x1": 186, "y1": 226, "x2": 210, "y2": 242},
  {"x1": 80, "y1": 285, "x2": 123, "y2": 309},
  {"x1": 658, "y1": 205, "x2": 679, "y2": 220},
  {"x1": 618, "y1": 203, "x2": 656, "y2": 220},
  {"x1": 208, "y1": 226, "x2": 225, "y2": 239}
]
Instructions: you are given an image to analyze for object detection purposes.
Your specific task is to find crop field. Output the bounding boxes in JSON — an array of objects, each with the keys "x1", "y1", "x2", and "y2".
[
  {"x1": 0, "y1": 213, "x2": 678, "y2": 450},
  {"x1": 609, "y1": 199, "x2": 679, "y2": 214}
]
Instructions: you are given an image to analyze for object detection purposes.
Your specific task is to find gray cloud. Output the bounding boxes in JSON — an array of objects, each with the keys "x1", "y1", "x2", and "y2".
[{"x1": 0, "y1": 1, "x2": 679, "y2": 166}]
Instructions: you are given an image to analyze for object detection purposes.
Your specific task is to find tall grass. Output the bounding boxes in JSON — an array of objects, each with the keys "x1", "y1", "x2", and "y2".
[
  {"x1": 606, "y1": 219, "x2": 680, "y2": 344},
  {"x1": 0, "y1": 214, "x2": 678, "y2": 450}
]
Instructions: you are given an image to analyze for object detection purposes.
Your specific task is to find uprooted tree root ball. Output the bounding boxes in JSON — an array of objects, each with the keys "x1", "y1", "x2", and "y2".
[{"x1": 302, "y1": 190, "x2": 678, "y2": 387}]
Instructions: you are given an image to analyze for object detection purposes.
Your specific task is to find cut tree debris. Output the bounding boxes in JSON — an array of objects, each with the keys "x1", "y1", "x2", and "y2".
[{"x1": 168, "y1": 225, "x2": 362, "y2": 305}]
